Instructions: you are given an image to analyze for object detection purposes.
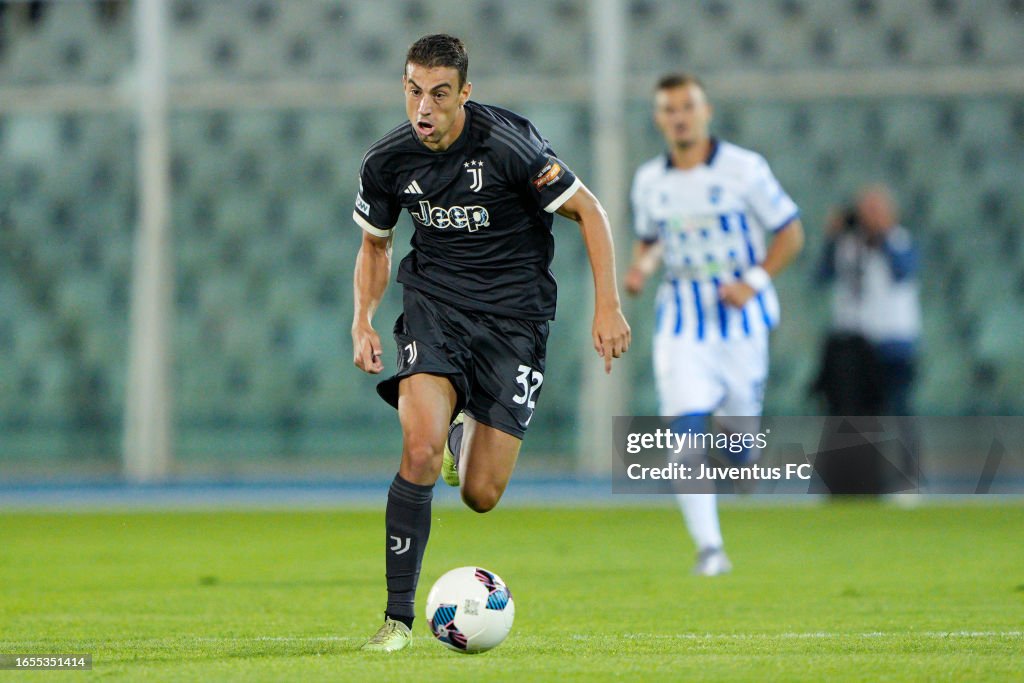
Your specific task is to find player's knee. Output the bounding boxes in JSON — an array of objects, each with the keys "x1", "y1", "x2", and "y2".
[
  {"x1": 671, "y1": 414, "x2": 708, "y2": 435},
  {"x1": 726, "y1": 445, "x2": 753, "y2": 465},
  {"x1": 461, "y1": 484, "x2": 502, "y2": 513},
  {"x1": 402, "y1": 439, "x2": 444, "y2": 480},
  {"x1": 670, "y1": 413, "x2": 711, "y2": 465},
  {"x1": 463, "y1": 495, "x2": 498, "y2": 514}
]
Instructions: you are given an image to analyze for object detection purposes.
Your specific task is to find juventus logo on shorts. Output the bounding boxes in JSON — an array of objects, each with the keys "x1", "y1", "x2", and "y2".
[
  {"x1": 403, "y1": 341, "x2": 418, "y2": 368},
  {"x1": 464, "y1": 160, "x2": 484, "y2": 192}
]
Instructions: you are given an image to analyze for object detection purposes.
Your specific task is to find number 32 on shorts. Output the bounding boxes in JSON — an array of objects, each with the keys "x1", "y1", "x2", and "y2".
[{"x1": 512, "y1": 364, "x2": 544, "y2": 424}]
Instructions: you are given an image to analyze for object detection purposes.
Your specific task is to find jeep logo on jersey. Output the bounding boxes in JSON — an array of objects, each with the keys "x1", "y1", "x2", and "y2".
[{"x1": 411, "y1": 201, "x2": 490, "y2": 232}]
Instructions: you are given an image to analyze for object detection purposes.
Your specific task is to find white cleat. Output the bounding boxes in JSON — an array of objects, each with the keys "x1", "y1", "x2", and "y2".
[{"x1": 693, "y1": 546, "x2": 732, "y2": 576}]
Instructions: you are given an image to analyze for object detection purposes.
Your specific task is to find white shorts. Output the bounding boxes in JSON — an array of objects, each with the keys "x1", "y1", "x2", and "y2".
[{"x1": 653, "y1": 330, "x2": 769, "y2": 417}]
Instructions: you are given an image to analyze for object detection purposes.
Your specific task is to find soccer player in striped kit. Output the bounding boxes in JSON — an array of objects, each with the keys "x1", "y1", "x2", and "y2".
[{"x1": 624, "y1": 74, "x2": 804, "y2": 575}]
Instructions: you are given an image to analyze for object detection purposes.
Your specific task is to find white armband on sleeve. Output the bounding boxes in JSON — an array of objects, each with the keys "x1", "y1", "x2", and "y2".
[{"x1": 742, "y1": 265, "x2": 772, "y2": 292}]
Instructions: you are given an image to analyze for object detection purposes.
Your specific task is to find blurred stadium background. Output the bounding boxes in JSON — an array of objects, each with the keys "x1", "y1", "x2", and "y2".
[{"x1": 0, "y1": 0, "x2": 1022, "y2": 486}]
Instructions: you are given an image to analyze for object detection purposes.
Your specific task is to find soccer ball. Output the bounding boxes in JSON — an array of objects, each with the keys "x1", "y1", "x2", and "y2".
[{"x1": 425, "y1": 566, "x2": 515, "y2": 653}]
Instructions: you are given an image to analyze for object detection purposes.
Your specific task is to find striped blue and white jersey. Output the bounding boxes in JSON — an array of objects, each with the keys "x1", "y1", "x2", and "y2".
[{"x1": 631, "y1": 139, "x2": 799, "y2": 342}]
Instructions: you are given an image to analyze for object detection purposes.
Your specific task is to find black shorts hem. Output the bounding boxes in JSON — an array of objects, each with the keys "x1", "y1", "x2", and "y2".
[
  {"x1": 463, "y1": 409, "x2": 526, "y2": 441},
  {"x1": 376, "y1": 371, "x2": 467, "y2": 420}
]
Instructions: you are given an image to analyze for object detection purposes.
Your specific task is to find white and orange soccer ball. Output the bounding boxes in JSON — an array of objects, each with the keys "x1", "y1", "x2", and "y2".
[{"x1": 425, "y1": 566, "x2": 515, "y2": 653}]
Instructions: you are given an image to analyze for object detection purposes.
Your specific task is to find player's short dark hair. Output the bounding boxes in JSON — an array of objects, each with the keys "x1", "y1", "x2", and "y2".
[
  {"x1": 656, "y1": 72, "x2": 706, "y2": 93},
  {"x1": 405, "y1": 34, "x2": 469, "y2": 87}
]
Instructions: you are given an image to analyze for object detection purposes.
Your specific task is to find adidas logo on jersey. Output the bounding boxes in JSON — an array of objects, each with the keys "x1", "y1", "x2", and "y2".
[
  {"x1": 404, "y1": 180, "x2": 423, "y2": 194},
  {"x1": 410, "y1": 200, "x2": 490, "y2": 232}
]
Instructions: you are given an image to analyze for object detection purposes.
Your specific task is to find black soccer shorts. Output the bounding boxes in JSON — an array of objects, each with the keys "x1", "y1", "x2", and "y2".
[{"x1": 376, "y1": 287, "x2": 549, "y2": 439}]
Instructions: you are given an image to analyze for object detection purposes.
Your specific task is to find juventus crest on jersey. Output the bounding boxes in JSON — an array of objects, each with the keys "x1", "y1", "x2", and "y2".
[{"x1": 353, "y1": 101, "x2": 582, "y2": 321}]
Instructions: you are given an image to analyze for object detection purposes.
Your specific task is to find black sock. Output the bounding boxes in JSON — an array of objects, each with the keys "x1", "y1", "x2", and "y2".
[
  {"x1": 384, "y1": 473, "x2": 434, "y2": 627},
  {"x1": 448, "y1": 420, "x2": 464, "y2": 468},
  {"x1": 385, "y1": 612, "x2": 414, "y2": 630}
]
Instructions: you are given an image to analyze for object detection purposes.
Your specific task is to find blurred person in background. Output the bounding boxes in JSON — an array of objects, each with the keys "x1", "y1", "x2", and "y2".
[
  {"x1": 816, "y1": 185, "x2": 921, "y2": 417},
  {"x1": 624, "y1": 73, "x2": 804, "y2": 576}
]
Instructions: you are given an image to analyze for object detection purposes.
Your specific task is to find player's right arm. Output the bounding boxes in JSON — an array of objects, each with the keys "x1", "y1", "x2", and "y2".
[
  {"x1": 351, "y1": 150, "x2": 400, "y2": 374},
  {"x1": 352, "y1": 230, "x2": 392, "y2": 374}
]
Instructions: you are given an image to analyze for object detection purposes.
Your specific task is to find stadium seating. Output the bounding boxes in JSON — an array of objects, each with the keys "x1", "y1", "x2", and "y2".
[
  {"x1": 0, "y1": 1, "x2": 1022, "y2": 468},
  {"x1": 3, "y1": 1, "x2": 1023, "y2": 85}
]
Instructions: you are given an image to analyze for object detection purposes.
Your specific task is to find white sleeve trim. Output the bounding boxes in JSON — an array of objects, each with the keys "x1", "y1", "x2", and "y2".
[
  {"x1": 543, "y1": 176, "x2": 583, "y2": 213},
  {"x1": 353, "y1": 210, "x2": 393, "y2": 238}
]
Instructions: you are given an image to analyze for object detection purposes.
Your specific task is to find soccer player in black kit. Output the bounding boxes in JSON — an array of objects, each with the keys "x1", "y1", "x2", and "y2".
[{"x1": 353, "y1": 34, "x2": 631, "y2": 651}]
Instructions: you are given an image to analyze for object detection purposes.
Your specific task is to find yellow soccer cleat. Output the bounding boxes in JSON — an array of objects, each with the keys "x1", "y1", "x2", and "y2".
[{"x1": 361, "y1": 618, "x2": 412, "y2": 652}]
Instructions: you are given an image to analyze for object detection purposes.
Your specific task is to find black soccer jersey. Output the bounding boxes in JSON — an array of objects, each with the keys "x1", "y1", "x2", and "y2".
[{"x1": 352, "y1": 101, "x2": 581, "y2": 321}]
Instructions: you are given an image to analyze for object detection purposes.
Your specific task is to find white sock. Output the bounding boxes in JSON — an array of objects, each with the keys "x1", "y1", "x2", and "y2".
[{"x1": 676, "y1": 493, "x2": 723, "y2": 551}]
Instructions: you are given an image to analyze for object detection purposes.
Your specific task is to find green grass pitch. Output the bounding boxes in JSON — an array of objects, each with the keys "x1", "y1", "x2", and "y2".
[{"x1": 2, "y1": 502, "x2": 1022, "y2": 681}]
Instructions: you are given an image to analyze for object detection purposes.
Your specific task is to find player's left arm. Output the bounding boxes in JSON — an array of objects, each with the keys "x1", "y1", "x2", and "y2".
[
  {"x1": 624, "y1": 240, "x2": 663, "y2": 296},
  {"x1": 556, "y1": 185, "x2": 632, "y2": 373},
  {"x1": 719, "y1": 218, "x2": 805, "y2": 308},
  {"x1": 720, "y1": 156, "x2": 805, "y2": 308}
]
